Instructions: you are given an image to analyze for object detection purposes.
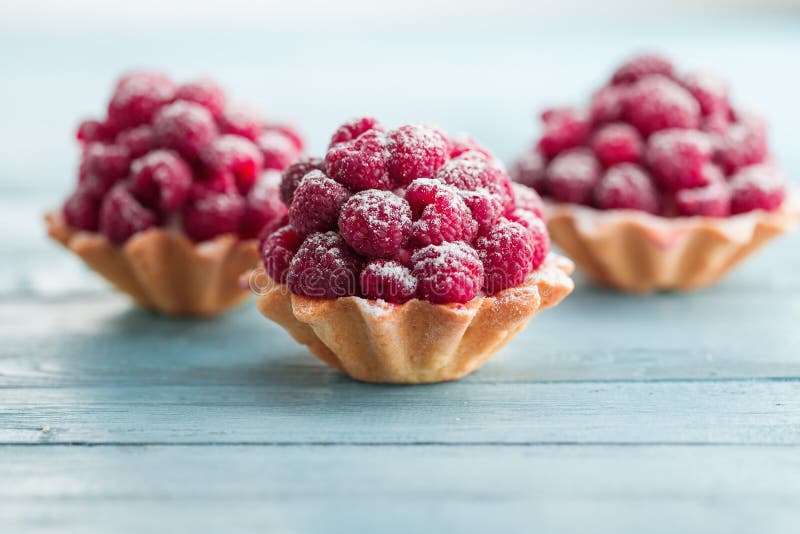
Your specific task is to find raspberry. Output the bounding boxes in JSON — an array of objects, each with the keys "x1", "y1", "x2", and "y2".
[
  {"x1": 153, "y1": 101, "x2": 218, "y2": 161},
  {"x1": 202, "y1": 135, "x2": 264, "y2": 194},
  {"x1": 62, "y1": 186, "x2": 101, "y2": 232},
  {"x1": 181, "y1": 184, "x2": 245, "y2": 241},
  {"x1": 115, "y1": 125, "x2": 155, "y2": 159},
  {"x1": 386, "y1": 124, "x2": 449, "y2": 187},
  {"x1": 241, "y1": 172, "x2": 288, "y2": 239},
  {"x1": 436, "y1": 152, "x2": 515, "y2": 212},
  {"x1": 325, "y1": 129, "x2": 391, "y2": 191},
  {"x1": 99, "y1": 186, "x2": 157, "y2": 244},
  {"x1": 714, "y1": 114, "x2": 768, "y2": 175},
  {"x1": 360, "y1": 259, "x2": 418, "y2": 303},
  {"x1": 475, "y1": 219, "x2": 535, "y2": 294},
  {"x1": 589, "y1": 85, "x2": 629, "y2": 124},
  {"x1": 107, "y1": 71, "x2": 176, "y2": 129},
  {"x1": 680, "y1": 71, "x2": 729, "y2": 117},
  {"x1": 590, "y1": 122, "x2": 643, "y2": 167},
  {"x1": 729, "y1": 163, "x2": 786, "y2": 214},
  {"x1": 509, "y1": 149, "x2": 548, "y2": 194},
  {"x1": 675, "y1": 182, "x2": 730, "y2": 217},
  {"x1": 338, "y1": 190, "x2": 412, "y2": 258},
  {"x1": 79, "y1": 143, "x2": 132, "y2": 198},
  {"x1": 624, "y1": 75, "x2": 700, "y2": 136},
  {"x1": 511, "y1": 182, "x2": 545, "y2": 220},
  {"x1": 288, "y1": 170, "x2": 350, "y2": 235},
  {"x1": 257, "y1": 131, "x2": 300, "y2": 171},
  {"x1": 264, "y1": 123, "x2": 304, "y2": 151},
  {"x1": 505, "y1": 211, "x2": 549, "y2": 270},
  {"x1": 411, "y1": 242, "x2": 483, "y2": 304},
  {"x1": 703, "y1": 111, "x2": 730, "y2": 135},
  {"x1": 594, "y1": 163, "x2": 660, "y2": 213},
  {"x1": 287, "y1": 232, "x2": 363, "y2": 298},
  {"x1": 260, "y1": 225, "x2": 304, "y2": 283},
  {"x1": 77, "y1": 119, "x2": 116, "y2": 144},
  {"x1": 537, "y1": 107, "x2": 590, "y2": 159},
  {"x1": 219, "y1": 105, "x2": 263, "y2": 141},
  {"x1": 129, "y1": 149, "x2": 193, "y2": 212},
  {"x1": 405, "y1": 178, "x2": 477, "y2": 246},
  {"x1": 329, "y1": 117, "x2": 384, "y2": 147},
  {"x1": 200, "y1": 170, "x2": 239, "y2": 195},
  {"x1": 458, "y1": 189, "x2": 504, "y2": 233},
  {"x1": 447, "y1": 133, "x2": 492, "y2": 159},
  {"x1": 545, "y1": 148, "x2": 601, "y2": 205},
  {"x1": 279, "y1": 157, "x2": 326, "y2": 205},
  {"x1": 611, "y1": 53, "x2": 674, "y2": 85},
  {"x1": 646, "y1": 129, "x2": 713, "y2": 191},
  {"x1": 175, "y1": 78, "x2": 227, "y2": 119}
]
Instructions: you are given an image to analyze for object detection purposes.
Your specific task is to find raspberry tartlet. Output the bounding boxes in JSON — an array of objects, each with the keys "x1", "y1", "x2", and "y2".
[
  {"x1": 46, "y1": 71, "x2": 303, "y2": 315},
  {"x1": 511, "y1": 54, "x2": 799, "y2": 293},
  {"x1": 252, "y1": 118, "x2": 573, "y2": 383}
]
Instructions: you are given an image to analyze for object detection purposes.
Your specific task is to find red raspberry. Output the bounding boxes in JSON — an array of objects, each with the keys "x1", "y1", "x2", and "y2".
[
  {"x1": 360, "y1": 259, "x2": 418, "y2": 303},
  {"x1": 99, "y1": 186, "x2": 157, "y2": 244},
  {"x1": 675, "y1": 182, "x2": 730, "y2": 217},
  {"x1": 611, "y1": 53, "x2": 674, "y2": 85},
  {"x1": 129, "y1": 149, "x2": 193, "y2": 213},
  {"x1": 181, "y1": 184, "x2": 245, "y2": 241},
  {"x1": 411, "y1": 242, "x2": 483, "y2": 304},
  {"x1": 511, "y1": 182, "x2": 545, "y2": 220},
  {"x1": 202, "y1": 135, "x2": 264, "y2": 194},
  {"x1": 545, "y1": 148, "x2": 601, "y2": 205},
  {"x1": 436, "y1": 152, "x2": 515, "y2": 212},
  {"x1": 475, "y1": 219, "x2": 535, "y2": 294},
  {"x1": 200, "y1": 170, "x2": 239, "y2": 195},
  {"x1": 257, "y1": 131, "x2": 300, "y2": 171},
  {"x1": 458, "y1": 189, "x2": 504, "y2": 233},
  {"x1": 260, "y1": 224, "x2": 304, "y2": 284},
  {"x1": 505, "y1": 210, "x2": 549, "y2": 270},
  {"x1": 107, "y1": 71, "x2": 176, "y2": 129},
  {"x1": 79, "y1": 143, "x2": 132, "y2": 198},
  {"x1": 338, "y1": 190, "x2": 412, "y2": 258},
  {"x1": 287, "y1": 232, "x2": 363, "y2": 298},
  {"x1": 288, "y1": 170, "x2": 350, "y2": 235},
  {"x1": 242, "y1": 172, "x2": 288, "y2": 239},
  {"x1": 219, "y1": 105, "x2": 263, "y2": 141},
  {"x1": 386, "y1": 124, "x2": 449, "y2": 187},
  {"x1": 405, "y1": 179, "x2": 477, "y2": 246},
  {"x1": 590, "y1": 122, "x2": 643, "y2": 167},
  {"x1": 175, "y1": 78, "x2": 227, "y2": 119},
  {"x1": 279, "y1": 157, "x2": 326, "y2": 205},
  {"x1": 153, "y1": 101, "x2": 218, "y2": 161},
  {"x1": 77, "y1": 119, "x2": 116, "y2": 144},
  {"x1": 714, "y1": 114, "x2": 768, "y2": 175},
  {"x1": 264, "y1": 123, "x2": 304, "y2": 151},
  {"x1": 594, "y1": 163, "x2": 660, "y2": 213},
  {"x1": 589, "y1": 85, "x2": 629, "y2": 125},
  {"x1": 537, "y1": 107, "x2": 590, "y2": 159},
  {"x1": 325, "y1": 129, "x2": 392, "y2": 191},
  {"x1": 729, "y1": 163, "x2": 786, "y2": 214},
  {"x1": 447, "y1": 133, "x2": 492, "y2": 159},
  {"x1": 510, "y1": 149, "x2": 548, "y2": 194},
  {"x1": 329, "y1": 117, "x2": 384, "y2": 147},
  {"x1": 703, "y1": 111, "x2": 730, "y2": 135},
  {"x1": 646, "y1": 129, "x2": 713, "y2": 191},
  {"x1": 680, "y1": 71, "x2": 729, "y2": 117},
  {"x1": 624, "y1": 75, "x2": 700, "y2": 136},
  {"x1": 62, "y1": 186, "x2": 101, "y2": 232},
  {"x1": 115, "y1": 125, "x2": 155, "y2": 159}
]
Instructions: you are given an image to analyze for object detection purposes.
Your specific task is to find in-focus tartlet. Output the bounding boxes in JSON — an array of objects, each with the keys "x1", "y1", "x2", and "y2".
[
  {"x1": 47, "y1": 71, "x2": 303, "y2": 315},
  {"x1": 511, "y1": 53, "x2": 798, "y2": 293},
  {"x1": 252, "y1": 118, "x2": 573, "y2": 383}
]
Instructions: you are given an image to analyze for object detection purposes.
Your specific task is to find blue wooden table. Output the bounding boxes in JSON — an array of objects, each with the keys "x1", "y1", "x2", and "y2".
[{"x1": 2, "y1": 10, "x2": 800, "y2": 533}]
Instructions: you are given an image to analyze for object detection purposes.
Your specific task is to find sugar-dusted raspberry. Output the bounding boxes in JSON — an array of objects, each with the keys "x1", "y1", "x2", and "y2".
[
  {"x1": 703, "y1": 111, "x2": 730, "y2": 135},
  {"x1": 77, "y1": 119, "x2": 116, "y2": 144},
  {"x1": 181, "y1": 184, "x2": 245, "y2": 241},
  {"x1": 288, "y1": 170, "x2": 350, "y2": 235},
  {"x1": 729, "y1": 163, "x2": 786, "y2": 214},
  {"x1": 675, "y1": 182, "x2": 730, "y2": 217},
  {"x1": 545, "y1": 148, "x2": 601, "y2": 205},
  {"x1": 510, "y1": 149, "x2": 548, "y2": 194},
  {"x1": 624, "y1": 75, "x2": 700, "y2": 136},
  {"x1": 506, "y1": 210, "x2": 549, "y2": 270},
  {"x1": 264, "y1": 123, "x2": 304, "y2": 152},
  {"x1": 511, "y1": 182, "x2": 545, "y2": 220},
  {"x1": 611, "y1": 53, "x2": 674, "y2": 85},
  {"x1": 590, "y1": 122, "x2": 643, "y2": 167},
  {"x1": 279, "y1": 157, "x2": 326, "y2": 205},
  {"x1": 202, "y1": 135, "x2": 264, "y2": 194},
  {"x1": 594, "y1": 163, "x2": 660, "y2": 213},
  {"x1": 257, "y1": 131, "x2": 300, "y2": 171},
  {"x1": 62, "y1": 186, "x2": 101, "y2": 232},
  {"x1": 219, "y1": 105, "x2": 263, "y2": 141},
  {"x1": 475, "y1": 219, "x2": 535, "y2": 294},
  {"x1": 458, "y1": 189, "x2": 504, "y2": 233},
  {"x1": 537, "y1": 107, "x2": 590, "y2": 159},
  {"x1": 338, "y1": 190, "x2": 412, "y2": 258},
  {"x1": 646, "y1": 129, "x2": 713, "y2": 191},
  {"x1": 260, "y1": 224, "x2": 304, "y2": 284},
  {"x1": 411, "y1": 242, "x2": 483, "y2": 304},
  {"x1": 107, "y1": 71, "x2": 176, "y2": 129},
  {"x1": 447, "y1": 133, "x2": 492, "y2": 159},
  {"x1": 200, "y1": 170, "x2": 239, "y2": 195},
  {"x1": 153, "y1": 100, "x2": 218, "y2": 161},
  {"x1": 405, "y1": 178, "x2": 477, "y2": 246},
  {"x1": 287, "y1": 232, "x2": 363, "y2": 298},
  {"x1": 714, "y1": 114, "x2": 768, "y2": 175},
  {"x1": 325, "y1": 129, "x2": 391, "y2": 191},
  {"x1": 79, "y1": 142, "x2": 132, "y2": 198},
  {"x1": 360, "y1": 259, "x2": 418, "y2": 303},
  {"x1": 589, "y1": 84, "x2": 629, "y2": 124},
  {"x1": 386, "y1": 124, "x2": 449, "y2": 187},
  {"x1": 329, "y1": 117, "x2": 384, "y2": 147},
  {"x1": 99, "y1": 186, "x2": 157, "y2": 244},
  {"x1": 436, "y1": 152, "x2": 515, "y2": 212},
  {"x1": 240, "y1": 171, "x2": 288, "y2": 239},
  {"x1": 115, "y1": 125, "x2": 155, "y2": 159},
  {"x1": 175, "y1": 78, "x2": 226, "y2": 119},
  {"x1": 680, "y1": 71, "x2": 729, "y2": 117},
  {"x1": 129, "y1": 149, "x2": 193, "y2": 213}
]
